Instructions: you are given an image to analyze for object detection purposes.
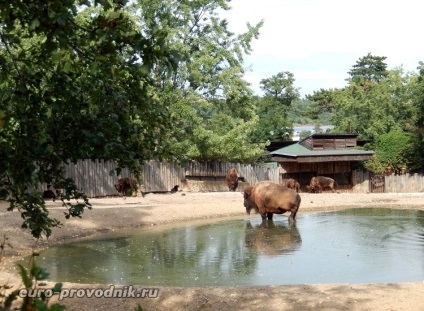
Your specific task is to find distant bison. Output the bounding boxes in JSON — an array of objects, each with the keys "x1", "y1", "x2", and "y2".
[
  {"x1": 307, "y1": 176, "x2": 336, "y2": 193},
  {"x1": 286, "y1": 178, "x2": 300, "y2": 193},
  {"x1": 226, "y1": 168, "x2": 239, "y2": 191},
  {"x1": 243, "y1": 181, "x2": 301, "y2": 222},
  {"x1": 115, "y1": 177, "x2": 139, "y2": 197}
]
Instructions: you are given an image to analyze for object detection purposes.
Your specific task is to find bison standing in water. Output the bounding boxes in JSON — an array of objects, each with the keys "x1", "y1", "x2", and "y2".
[
  {"x1": 115, "y1": 177, "x2": 139, "y2": 197},
  {"x1": 286, "y1": 178, "x2": 300, "y2": 193},
  {"x1": 307, "y1": 176, "x2": 336, "y2": 193},
  {"x1": 243, "y1": 181, "x2": 301, "y2": 222},
  {"x1": 226, "y1": 168, "x2": 238, "y2": 191}
]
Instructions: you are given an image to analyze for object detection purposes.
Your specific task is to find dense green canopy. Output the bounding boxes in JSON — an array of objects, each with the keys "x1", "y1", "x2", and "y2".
[{"x1": 0, "y1": 0, "x2": 265, "y2": 238}]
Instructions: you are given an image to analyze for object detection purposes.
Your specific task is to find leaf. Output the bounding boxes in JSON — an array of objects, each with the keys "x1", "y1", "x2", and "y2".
[
  {"x1": 30, "y1": 18, "x2": 40, "y2": 30},
  {"x1": 52, "y1": 282, "x2": 63, "y2": 293},
  {"x1": 17, "y1": 264, "x2": 32, "y2": 288}
]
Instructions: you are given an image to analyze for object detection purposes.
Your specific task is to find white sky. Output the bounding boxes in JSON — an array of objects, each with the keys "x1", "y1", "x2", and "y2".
[{"x1": 220, "y1": 0, "x2": 424, "y2": 97}]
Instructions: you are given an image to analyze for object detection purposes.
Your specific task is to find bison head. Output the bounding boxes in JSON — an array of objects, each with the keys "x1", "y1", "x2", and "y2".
[
  {"x1": 243, "y1": 186, "x2": 258, "y2": 215},
  {"x1": 307, "y1": 177, "x2": 317, "y2": 193}
]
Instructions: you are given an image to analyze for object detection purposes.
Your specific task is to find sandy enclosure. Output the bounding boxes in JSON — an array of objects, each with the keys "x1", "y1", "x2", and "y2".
[{"x1": 1, "y1": 191, "x2": 424, "y2": 310}]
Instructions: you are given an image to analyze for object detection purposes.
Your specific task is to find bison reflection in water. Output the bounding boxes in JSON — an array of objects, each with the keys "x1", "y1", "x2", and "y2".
[{"x1": 245, "y1": 220, "x2": 302, "y2": 256}]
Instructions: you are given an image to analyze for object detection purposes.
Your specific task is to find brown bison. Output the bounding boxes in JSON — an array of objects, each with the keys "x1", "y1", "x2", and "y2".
[
  {"x1": 286, "y1": 178, "x2": 300, "y2": 193},
  {"x1": 226, "y1": 168, "x2": 239, "y2": 191},
  {"x1": 307, "y1": 176, "x2": 336, "y2": 193},
  {"x1": 115, "y1": 177, "x2": 139, "y2": 197},
  {"x1": 243, "y1": 181, "x2": 301, "y2": 222}
]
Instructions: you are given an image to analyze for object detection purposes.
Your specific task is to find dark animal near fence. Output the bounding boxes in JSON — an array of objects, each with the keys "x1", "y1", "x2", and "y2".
[
  {"x1": 42, "y1": 185, "x2": 60, "y2": 201},
  {"x1": 43, "y1": 190, "x2": 57, "y2": 201},
  {"x1": 307, "y1": 176, "x2": 336, "y2": 193},
  {"x1": 115, "y1": 178, "x2": 139, "y2": 197},
  {"x1": 226, "y1": 168, "x2": 239, "y2": 191},
  {"x1": 243, "y1": 181, "x2": 301, "y2": 222},
  {"x1": 286, "y1": 178, "x2": 300, "y2": 193}
]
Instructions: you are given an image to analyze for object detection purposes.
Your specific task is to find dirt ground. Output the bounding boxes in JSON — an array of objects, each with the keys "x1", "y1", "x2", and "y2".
[{"x1": 1, "y1": 190, "x2": 424, "y2": 311}]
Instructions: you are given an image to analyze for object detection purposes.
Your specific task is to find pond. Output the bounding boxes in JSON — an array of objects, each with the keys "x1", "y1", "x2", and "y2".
[{"x1": 33, "y1": 208, "x2": 424, "y2": 286}]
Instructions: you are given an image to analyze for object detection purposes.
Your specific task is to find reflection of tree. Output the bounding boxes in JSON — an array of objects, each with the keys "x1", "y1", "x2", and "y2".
[
  {"x1": 245, "y1": 221, "x2": 302, "y2": 256},
  {"x1": 139, "y1": 222, "x2": 258, "y2": 285},
  {"x1": 37, "y1": 219, "x2": 304, "y2": 285},
  {"x1": 37, "y1": 236, "x2": 133, "y2": 284},
  {"x1": 414, "y1": 211, "x2": 424, "y2": 257}
]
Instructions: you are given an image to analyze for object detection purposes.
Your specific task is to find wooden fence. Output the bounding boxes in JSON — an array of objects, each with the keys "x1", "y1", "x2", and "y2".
[
  {"x1": 61, "y1": 160, "x2": 280, "y2": 197},
  {"x1": 50, "y1": 162, "x2": 424, "y2": 197},
  {"x1": 385, "y1": 173, "x2": 424, "y2": 193},
  {"x1": 346, "y1": 171, "x2": 424, "y2": 193}
]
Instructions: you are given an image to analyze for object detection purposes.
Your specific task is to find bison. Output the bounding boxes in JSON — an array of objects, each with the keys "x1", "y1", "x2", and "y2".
[
  {"x1": 243, "y1": 181, "x2": 301, "y2": 222},
  {"x1": 286, "y1": 178, "x2": 300, "y2": 193},
  {"x1": 115, "y1": 177, "x2": 139, "y2": 197},
  {"x1": 307, "y1": 176, "x2": 336, "y2": 193},
  {"x1": 226, "y1": 168, "x2": 239, "y2": 191}
]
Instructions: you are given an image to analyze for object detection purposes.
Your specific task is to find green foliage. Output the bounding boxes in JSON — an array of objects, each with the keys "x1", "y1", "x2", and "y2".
[
  {"x1": 249, "y1": 96, "x2": 292, "y2": 141},
  {"x1": 1, "y1": 251, "x2": 64, "y2": 311},
  {"x1": 299, "y1": 130, "x2": 311, "y2": 140},
  {"x1": 331, "y1": 68, "x2": 416, "y2": 140},
  {"x1": 363, "y1": 128, "x2": 416, "y2": 174},
  {"x1": 249, "y1": 71, "x2": 300, "y2": 141},
  {"x1": 411, "y1": 62, "x2": 424, "y2": 170},
  {"x1": 303, "y1": 53, "x2": 423, "y2": 172},
  {"x1": 0, "y1": 0, "x2": 267, "y2": 240},
  {"x1": 131, "y1": 0, "x2": 266, "y2": 163},
  {"x1": 305, "y1": 88, "x2": 339, "y2": 120},
  {"x1": 347, "y1": 53, "x2": 389, "y2": 83},
  {"x1": 288, "y1": 98, "x2": 333, "y2": 125},
  {"x1": 0, "y1": 0, "x2": 179, "y2": 237},
  {"x1": 260, "y1": 71, "x2": 300, "y2": 106}
]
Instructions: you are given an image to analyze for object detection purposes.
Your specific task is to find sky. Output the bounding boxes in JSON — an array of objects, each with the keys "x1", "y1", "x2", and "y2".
[{"x1": 219, "y1": 0, "x2": 424, "y2": 97}]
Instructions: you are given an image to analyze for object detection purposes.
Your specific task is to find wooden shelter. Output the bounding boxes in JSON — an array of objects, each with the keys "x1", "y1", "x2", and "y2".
[{"x1": 270, "y1": 133, "x2": 375, "y2": 192}]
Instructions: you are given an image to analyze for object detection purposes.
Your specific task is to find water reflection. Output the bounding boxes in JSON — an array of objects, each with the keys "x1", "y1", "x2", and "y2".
[
  {"x1": 245, "y1": 220, "x2": 302, "y2": 256},
  {"x1": 31, "y1": 209, "x2": 424, "y2": 286}
]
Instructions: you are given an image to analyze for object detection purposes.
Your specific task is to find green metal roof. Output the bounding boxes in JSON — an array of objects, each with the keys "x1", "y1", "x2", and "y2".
[
  {"x1": 272, "y1": 144, "x2": 375, "y2": 158},
  {"x1": 262, "y1": 162, "x2": 278, "y2": 168}
]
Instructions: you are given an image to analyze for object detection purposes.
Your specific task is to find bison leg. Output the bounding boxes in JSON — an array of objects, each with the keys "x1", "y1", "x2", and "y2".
[
  {"x1": 289, "y1": 209, "x2": 297, "y2": 223},
  {"x1": 267, "y1": 212, "x2": 273, "y2": 220}
]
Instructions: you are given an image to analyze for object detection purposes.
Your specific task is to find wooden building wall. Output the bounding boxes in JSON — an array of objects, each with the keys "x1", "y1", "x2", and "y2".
[
  {"x1": 280, "y1": 161, "x2": 356, "y2": 193},
  {"x1": 301, "y1": 137, "x2": 357, "y2": 150}
]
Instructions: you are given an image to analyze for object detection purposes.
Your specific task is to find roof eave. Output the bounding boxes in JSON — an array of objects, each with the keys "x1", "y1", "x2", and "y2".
[{"x1": 271, "y1": 153, "x2": 375, "y2": 163}]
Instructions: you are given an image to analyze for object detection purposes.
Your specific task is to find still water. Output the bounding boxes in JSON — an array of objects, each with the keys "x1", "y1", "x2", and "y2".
[{"x1": 34, "y1": 208, "x2": 424, "y2": 286}]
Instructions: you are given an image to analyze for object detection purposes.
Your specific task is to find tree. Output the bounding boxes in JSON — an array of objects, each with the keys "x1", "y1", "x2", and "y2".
[
  {"x1": 259, "y1": 71, "x2": 300, "y2": 106},
  {"x1": 0, "y1": 0, "x2": 178, "y2": 238},
  {"x1": 363, "y1": 127, "x2": 416, "y2": 174},
  {"x1": 347, "y1": 53, "x2": 389, "y2": 83},
  {"x1": 305, "y1": 88, "x2": 339, "y2": 120},
  {"x1": 132, "y1": 0, "x2": 266, "y2": 163},
  {"x1": 249, "y1": 72, "x2": 300, "y2": 141},
  {"x1": 331, "y1": 68, "x2": 415, "y2": 140},
  {"x1": 410, "y1": 61, "x2": 424, "y2": 170}
]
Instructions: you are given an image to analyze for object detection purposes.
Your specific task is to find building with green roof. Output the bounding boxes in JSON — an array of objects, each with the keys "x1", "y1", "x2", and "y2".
[{"x1": 270, "y1": 133, "x2": 375, "y2": 192}]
